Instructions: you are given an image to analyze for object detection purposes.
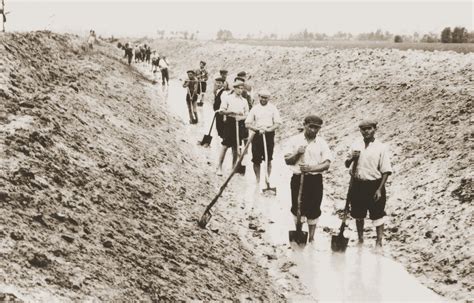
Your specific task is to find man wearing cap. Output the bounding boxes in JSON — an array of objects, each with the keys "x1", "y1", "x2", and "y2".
[
  {"x1": 214, "y1": 70, "x2": 230, "y2": 96},
  {"x1": 235, "y1": 71, "x2": 253, "y2": 110},
  {"x1": 216, "y1": 79, "x2": 249, "y2": 176},
  {"x1": 213, "y1": 77, "x2": 226, "y2": 139},
  {"x1": 284, "y1": 115, "x2": 332, "y2": 243},
  {"x1": 158, "y1": 56, "x2": 170, "y2": 86},
  {"x1": 196, "y1": 61, "x2": 209, "y2": 106},
  {"x1": 183, "y1": 70, "x2": 199, "y2": 124},
  {"x1": 245, "y1": 89, "x2": 281, "y2": 185},
  {"x1": 345, "y1": 120, "x2": 392, "y2": 247}
]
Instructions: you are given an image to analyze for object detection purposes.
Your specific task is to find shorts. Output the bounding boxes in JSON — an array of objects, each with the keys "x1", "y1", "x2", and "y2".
[
  {"x1": 251, "y1": 131, "x2": 275, "y2": 164},
  {"x1": 222, "y1": 116, "x2": 248, "y2": 148},
  {"x1": 291, "y1": 174, "x2": 323, "y2": 221},
  {"x1": 216, "y1": 115, "x2": 225, "y2": 139},
  {"x1": 197, "y1": 81, "x2": 207, "y2": 94},
  {"x1": 349, "y1": 179, "x2": 386, "y2": 220}
]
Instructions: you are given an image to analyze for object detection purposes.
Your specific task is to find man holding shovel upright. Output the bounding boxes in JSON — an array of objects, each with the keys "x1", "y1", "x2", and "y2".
[
  {"x1": 245, "y1": 89, "x2": 281, "y2": 189},
  {"x1": 183, "y1": 70, "x2": 199, "y2": 124},
  {"x1": 216, "y1": 79, "x2": 249, "y2": 176},
  {"x1": 345, "y1": 120, "x2": 392, "y2": 247},
  {"x1": 284, "y1": 115, "x2": 332, "y2": 243}
]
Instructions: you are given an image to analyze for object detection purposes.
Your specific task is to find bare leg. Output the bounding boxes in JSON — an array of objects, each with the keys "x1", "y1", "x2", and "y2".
[
  {"x1": 356, "y1": 219, "x2": 364, "y2": 244},
  {"x1": 217, "y1": 146, "x2": 228, "y2": 175},
  {"x1": 267, "y1": 161, "x2": 272, "y2": 179},
  {"x1": 231, "y1": 146, "x2": 238, "y2": 167},
  {"x1": 376, "y1": 224, "x2": 384, "y2": 247},
  {"x1": 253, "y1": 163, "x2": 261, "y2": 184},
  {"x1": 308, "y1": 224, "x2": 317, "y2": 243}
]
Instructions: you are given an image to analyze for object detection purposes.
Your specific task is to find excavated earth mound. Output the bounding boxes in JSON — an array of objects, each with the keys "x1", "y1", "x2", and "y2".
[
  {"x1": 0, "y1": 32, "x2": 291, "y2": 301},
  {"x1": 151, "y1": 40, "x2": 473, "y2": 301}
]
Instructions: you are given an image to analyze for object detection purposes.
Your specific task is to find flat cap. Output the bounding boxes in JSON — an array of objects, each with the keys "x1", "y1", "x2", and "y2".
[
  {"x1": 258, "y1": 89, "x2": 271, "y2": 98},
  {"x1": 232, "y1": 79, "x2": 245, "y2": 88},
  {"x1": 186, "y1": 70, "x2": 195, "y2": 74},
  {"x1": 358, "y1": 119, "x2": 377, "y2": 128},
  {"x1": 237, "y1": 71, "x2": 247, "y2": 77},
  {"x1": 304, "y1": 115, "x2": 323, "y2": 126},
  {"x1": 219, "y1": 69, "x2": 228, "y2": 74},
  {"x1": 200, "y1": 61, "x2": 206, "y2": 65},
  {"x1": 215, "y1": 77, "x2": 225, "y2": 82}
]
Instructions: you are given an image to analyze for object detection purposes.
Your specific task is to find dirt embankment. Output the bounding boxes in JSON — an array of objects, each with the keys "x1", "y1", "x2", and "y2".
[
  {"x1": 0, "y1": 32, "x2": 291, "y2": 301},
  {"x1": 152, "y1": 40, "x2": 473, "y2": 301}
]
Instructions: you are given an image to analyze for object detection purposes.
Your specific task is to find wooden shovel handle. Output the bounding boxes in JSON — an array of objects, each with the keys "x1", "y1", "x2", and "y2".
[
  {"x1": 203, "y1": 132, "x2": 255, "y2": 213},
  {"x1": 296, "y1": 174, "x2": 305, "y2": 227}
]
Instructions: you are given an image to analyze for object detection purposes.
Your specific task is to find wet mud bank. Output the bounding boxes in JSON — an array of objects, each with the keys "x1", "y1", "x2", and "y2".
[
  {"x1": 151, "y1": 39, "x2": 473, "y2": 301},
  {"x1": 0, "y1": 32, "x2": 295, "y2": 301}
]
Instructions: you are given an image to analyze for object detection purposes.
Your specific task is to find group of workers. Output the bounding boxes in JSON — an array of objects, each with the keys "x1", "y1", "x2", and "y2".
[{"x1": 186, "y1": 60, "x2": 393, "y2": 247}]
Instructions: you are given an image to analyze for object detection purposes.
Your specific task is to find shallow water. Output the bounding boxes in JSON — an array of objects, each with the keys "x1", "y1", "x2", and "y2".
[{"x1": 149, "y1": 72, "x2": 446, "y2": 302}]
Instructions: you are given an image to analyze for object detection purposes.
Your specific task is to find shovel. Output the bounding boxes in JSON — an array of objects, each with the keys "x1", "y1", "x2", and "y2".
[
  {"x1": 199, "y1": 113, "x2": 216, "y2": 147},
  {"x1": 261, "y1": 132, "x2": 276, "y2": 194},
  {"x1": 331, "y1": 158, "x2": 359, "y2": 252},
  {"x1": 289, "y1": 174, "x2": 308, "y2": 245},
  {"x1": 235, "y1": 120, "x2": 246, "y2": 175},
  {"x1": 198, "y1": 132, "x2": 256, "y2": 228}
]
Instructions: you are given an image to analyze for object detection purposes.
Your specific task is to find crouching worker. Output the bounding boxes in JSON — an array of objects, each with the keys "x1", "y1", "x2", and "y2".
[
  {"x1": 183, "y1": 70, "x2": 199, "y2": 124},
  {"x1": 284, "y1": 115, "x2": 332, "y2": 243},
  {"x1": 345, "y1": 120, "x2": 392, "y2": 247},
  {"x1": 245, "y1": 89, "x2": 281, "y2": 185}
]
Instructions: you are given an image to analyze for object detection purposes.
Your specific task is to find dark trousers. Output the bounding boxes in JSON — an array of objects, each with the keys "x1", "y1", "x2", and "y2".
[{"x1": 161, "y1": 68, "x2": 169, "y2": 85}]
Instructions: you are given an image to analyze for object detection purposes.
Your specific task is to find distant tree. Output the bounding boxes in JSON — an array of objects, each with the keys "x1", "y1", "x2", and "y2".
[
  {"x1": 216, "y1": 29, "x2": 233, "y2": 41},
  {"x1": 441, "y1": 27, "x2": 452, "y2": 43},
  {"x1": 421, "y1": 33, "x2": 439, "y2": 43},
  {"x1": 394, "y1": 35, "x2": 403, "y2": 43},
  {"x1": 468, "y1": 31, "x2": 474, "y2": 43},
  {"x1": 452, "y1": 26, "x2": 468, "y2": 43}
]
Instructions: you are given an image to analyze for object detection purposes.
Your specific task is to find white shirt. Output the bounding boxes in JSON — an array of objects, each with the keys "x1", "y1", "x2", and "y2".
[
  {"x1": 159, "y1": 58, "x2": 169, "y2": 69},
  {"x1": 219, "y1": 92, "x2": 249, "y2": 121},
  {"x1": 348, "y1": 138, "x2": 393, "y2": 180},
  {"x1": 284, "y1": 133, "x2": 333, "y2": 175},
  {"x1": 245, "y1": 103, "x2": 282, "y2": 129}
]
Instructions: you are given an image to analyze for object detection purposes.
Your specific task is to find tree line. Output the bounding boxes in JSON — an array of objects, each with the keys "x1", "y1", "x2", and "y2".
[{"x1": 215, "y1": 27, "x2": 474, "y2": 43}]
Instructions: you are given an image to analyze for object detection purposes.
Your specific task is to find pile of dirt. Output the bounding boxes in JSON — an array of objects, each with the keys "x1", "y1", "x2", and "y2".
[
  {"x1": 152, "y1": 39, "x2": 473, "y2": 301},
  {"x1": 0, "y1": 32, "x2": 292, "y2": 301}
]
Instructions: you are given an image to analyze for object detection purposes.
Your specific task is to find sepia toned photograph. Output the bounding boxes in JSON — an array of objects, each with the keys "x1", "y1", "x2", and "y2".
[{"x1": 0, "y1": 0, "x2": 472, "y2": 301}]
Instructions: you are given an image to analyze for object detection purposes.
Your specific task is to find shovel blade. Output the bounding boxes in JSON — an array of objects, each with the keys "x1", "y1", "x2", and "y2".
[
  {"x1": 200, "y1": 135, "x2": 212, "y2": 146},
  {"x1": 198, "y1": 211, "x2": 212, "y2": 228},
  {"x1": 236, "y1": 164, "x2": 246, "y2": 175},
  {"x1": 331, "y1": 233, "x2": 349, "y2": 252},
  {"x1": 262, "y1": 186, "x2": 277, "y2": 195},
  {"x1": 289, "y1": 230, "x2": 308, "y2": 245}
]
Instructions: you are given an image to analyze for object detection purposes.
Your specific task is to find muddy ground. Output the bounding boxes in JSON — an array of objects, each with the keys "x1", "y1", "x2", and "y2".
[
  {"x1": 0, "y1": 32, "x2": 309, "y2": 301},
  {"x1": 150, "y1": 39, "x2": 473, "y2": 301},
  {"x1": 0, "y1": 32, "x2": 472, "y2": 301}
]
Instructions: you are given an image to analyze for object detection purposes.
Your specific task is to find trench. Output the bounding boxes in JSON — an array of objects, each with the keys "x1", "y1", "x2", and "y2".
[{"x1": 141, "y1": 63, "x2": 446, "y2": 302}]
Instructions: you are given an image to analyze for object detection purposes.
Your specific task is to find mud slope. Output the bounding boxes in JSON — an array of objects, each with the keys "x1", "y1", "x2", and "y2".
[
  {"x1": 152, "y1": 40, "x2": 473, "y2": 301},
  {"x1": 0, "y1": 32, "x2": 287, "y2": 302}
]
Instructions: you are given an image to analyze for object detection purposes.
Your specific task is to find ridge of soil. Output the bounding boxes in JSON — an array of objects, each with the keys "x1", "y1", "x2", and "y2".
[
  {"x1": 150, "y1": 39, "x2": 473, "y2": 301},
  {"x1": 0, "y1": 32, "x2": 298, "y2": 301}
]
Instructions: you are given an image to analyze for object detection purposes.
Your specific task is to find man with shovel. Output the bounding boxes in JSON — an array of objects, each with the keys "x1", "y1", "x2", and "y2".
[
  {"x1": 345, "y1": 120, "x2": 392, "y2": 247},
  {"x1": 215, "y1": 79, "x2": 249, "y2": 176},
  {"x1": 284, "y1": 115, "x2": 332, "y2": 243},
  {"x1": 245, "y1": 89, "x2": 281, "y2": 190}
]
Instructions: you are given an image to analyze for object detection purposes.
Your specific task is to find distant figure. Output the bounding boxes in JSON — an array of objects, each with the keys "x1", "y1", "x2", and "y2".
[
  {"x1": 87, "y1": 30, "x2": 96, "y2": 49},
  {"x1": 145, "y1": 45, "x2": 151, "y2": 64},
  {"x1": 183, "y1": 70, "x2": 199, "y2": 124},
  {"x1": 159, "y1": 56, "x2": 170, "y2": 86},
  {"x1": 196, "y1": 60, "x2": 209, "y2": 106},
  {"x1": 345, "y1": 120, "x2": 393, "y2": 248},
  {"x1": 123, "y1": 42, "x2": 133, "y2": 65}
]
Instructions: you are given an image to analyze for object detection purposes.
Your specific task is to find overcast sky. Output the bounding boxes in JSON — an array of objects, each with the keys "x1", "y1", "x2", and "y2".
[{"x1": 5, "y1": 1, "x2": 474, "y2": 39}]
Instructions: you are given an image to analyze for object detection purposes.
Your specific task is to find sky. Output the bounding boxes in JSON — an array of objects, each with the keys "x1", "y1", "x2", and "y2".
[{"x1": 4, "y1": 0, "x2": 474, "y2": 39}]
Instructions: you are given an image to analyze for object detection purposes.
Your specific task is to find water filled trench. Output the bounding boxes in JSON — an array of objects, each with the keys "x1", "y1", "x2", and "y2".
[{"x1": 145, "y1": 68, "x2": 446, "y2": 302}]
